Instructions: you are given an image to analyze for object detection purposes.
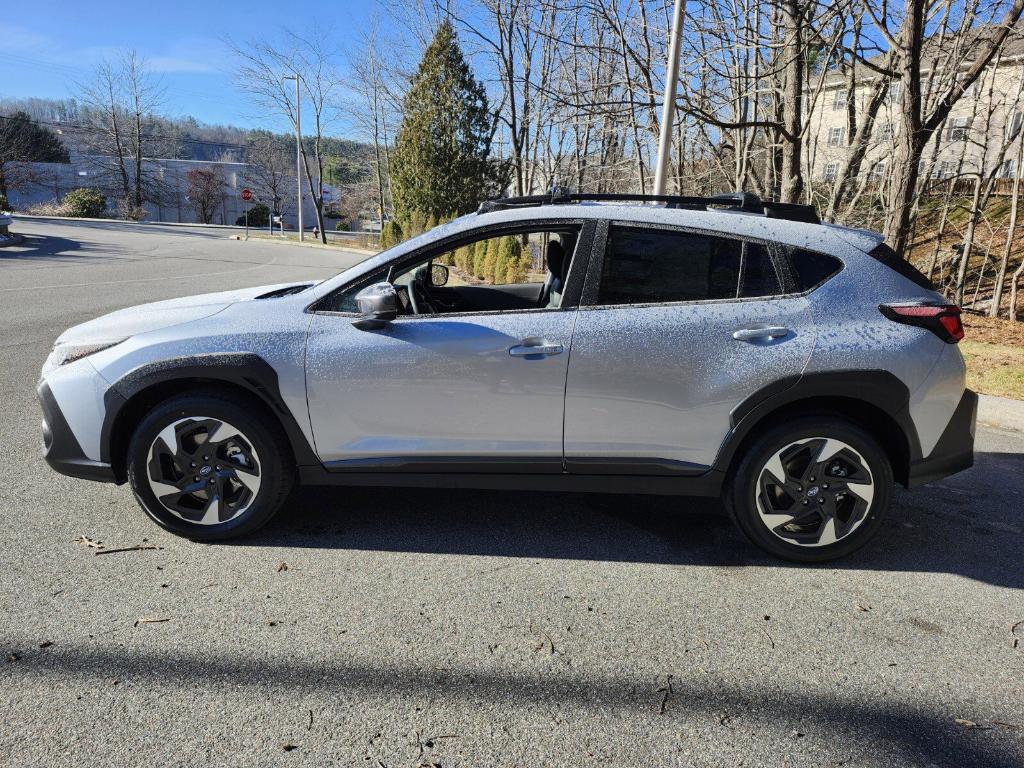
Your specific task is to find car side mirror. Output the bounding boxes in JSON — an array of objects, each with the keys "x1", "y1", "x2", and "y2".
[
  {"x1": 430, "y1": 263, "x2": 449, "y2": 287},
  {"x1": 352, "y1": 282, "x2": 398, "y2": 330}
]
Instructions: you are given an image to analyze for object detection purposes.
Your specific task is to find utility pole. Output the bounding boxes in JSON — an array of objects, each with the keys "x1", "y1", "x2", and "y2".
[
  {"x1": 653, "y1": 0, "x2": 686, "y2": 195},
  {"x1": 282, "y1": 74, "x2": 304, "y2": 241}
]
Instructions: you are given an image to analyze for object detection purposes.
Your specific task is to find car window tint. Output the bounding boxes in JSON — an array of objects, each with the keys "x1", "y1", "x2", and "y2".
[
  {"x1": 789, "y1": 248, "x2": 844, "y2": 291},
  {"x1": 597, "y1": 228, "x2": 779, "y2": 305},
  {"x1": 738, "y1": 242, "x2": 781, "y2": 298}
]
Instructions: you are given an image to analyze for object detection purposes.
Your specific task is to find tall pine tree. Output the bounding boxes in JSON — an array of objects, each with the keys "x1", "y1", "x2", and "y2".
[{"x1": 390, "y1": 22, "x2": 497, "y2": 224}]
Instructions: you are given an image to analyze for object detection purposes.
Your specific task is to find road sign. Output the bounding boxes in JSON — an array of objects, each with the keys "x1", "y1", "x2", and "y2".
[{"x1": 240, "y1": 188, "x2": 253, "y2": 202}]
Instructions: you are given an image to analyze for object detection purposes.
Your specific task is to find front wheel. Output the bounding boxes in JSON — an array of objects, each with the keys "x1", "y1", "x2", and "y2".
[
  {"x1": 725, "y1": 417, "x2": 894, "y2": 562},
  {"x1": 126, "y1": 392, "x2": 294, "y2": 540}
]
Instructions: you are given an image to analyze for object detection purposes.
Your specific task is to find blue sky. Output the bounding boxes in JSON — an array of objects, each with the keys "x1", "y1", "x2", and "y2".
[{"x1": 0, "y1": 0, "x2": 374, "y2": 132}]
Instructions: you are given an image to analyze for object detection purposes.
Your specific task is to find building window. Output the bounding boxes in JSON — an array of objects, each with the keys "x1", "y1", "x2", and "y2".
[
  {"x1": 827, "y1": 127, "x2": 845, "y2": 146},
  {"x1": 932, "y1": 161, "x2": 956, "y2": 180},
  {"x1": 1010, "y1": 111, "x2": 1023, "y2": 139},
  {"x1": 871, "y1": 160, "x2": 887, "y2": 178},
  {"x1": 823, "y1": 162, "x2": 839, "y2": 181},
  {"x1": 877, "y1": 121, "x2": 894, "y2": 140},
  {"x1": 887, "y1": 81, "x2": 903, "y2": 105},
  {"x1": 832, "y1": 89, "x2": 848, "y2": 111},
  {"x1": 999, "y1": 159, "x2": 1016, "y2": 179},
  {"x1": 946, "y1": 117, "x2": 970, "y2": 142}
]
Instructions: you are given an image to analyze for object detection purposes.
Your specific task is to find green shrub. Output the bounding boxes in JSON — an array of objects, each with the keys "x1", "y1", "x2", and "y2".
[
  {"x1": 335, "y1": 219, "x2": 351, "y2": 232},
  {"x1": 236, "y1": 203, "x2": 270, "y2": 227},
  {"x1": 380, "y1": 220, "x2": 403, "y2": 248},
  {"x1": 505, "y1": 244, "x2": 530, "y2": 284},
  {"x1": 62, "y1": 188, "x2": 106, "y2": 218}
]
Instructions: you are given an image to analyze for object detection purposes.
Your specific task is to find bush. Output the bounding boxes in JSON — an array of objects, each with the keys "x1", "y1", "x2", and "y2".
[
  {"x1": 335, "y1": 219, "x2": 351, "y2": 232},
  {"x1": 237, "y1": 203, "x2": 270, "y2": 227},
  {"x1": 118, "y1": 198, "x2": 147, "y2": 221},
  {"x1": 62, "y1": 188, "x2": 106, "y2": 218},
  {"x1": 0, "y1": 194, "x2": 10, "y2": 212},
  {"x1": 504, "y1": 244, "x2": 530, "y2": 284},
  {"x1": 380, "y1": 220, "x2": 403, "y2": 248}
]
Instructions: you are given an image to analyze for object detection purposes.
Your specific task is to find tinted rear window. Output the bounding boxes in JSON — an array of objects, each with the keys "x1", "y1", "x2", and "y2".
[
  {"x1": 790, "y1": 248, "x2": 844, "y2": 291},
  {"x1": 867, "y1": 243, "x2": 934, "y2": 290},
  {"x1": 597, "y1": 227, "x2": 781, "y2": 305}
]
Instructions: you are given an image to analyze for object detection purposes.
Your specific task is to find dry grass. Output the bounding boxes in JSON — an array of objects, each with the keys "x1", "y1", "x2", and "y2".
[{"x1": 961, "y1": 340, "x2": 1024, "y2": 400}]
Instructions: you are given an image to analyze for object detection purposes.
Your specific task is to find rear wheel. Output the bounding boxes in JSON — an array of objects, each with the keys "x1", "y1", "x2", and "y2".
[
  {"x1": 725, "y1": 416, "x2": 893, "y2": 562},
  {"x1": 126, "y1": 392, "x2": 293, "y2": 540}
]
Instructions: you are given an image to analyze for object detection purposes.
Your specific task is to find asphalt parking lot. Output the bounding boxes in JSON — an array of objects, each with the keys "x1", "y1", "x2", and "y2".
[{"x1": 2, "y1": 218, "x2": 1022, "y2": 767}]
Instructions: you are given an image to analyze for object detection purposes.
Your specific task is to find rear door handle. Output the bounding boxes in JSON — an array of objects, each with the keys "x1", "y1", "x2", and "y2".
[
  {"x1": 509, "y1": 338, "x2": 564, "y2": 357},
  {"x1": 732, "y1": 326, "x2": 790, "y2": 341}
]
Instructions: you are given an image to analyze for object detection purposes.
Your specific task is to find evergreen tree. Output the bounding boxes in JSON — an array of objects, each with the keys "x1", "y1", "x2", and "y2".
[{"x1": 390, "y1": 22, "x2": 497, "y2": 223}]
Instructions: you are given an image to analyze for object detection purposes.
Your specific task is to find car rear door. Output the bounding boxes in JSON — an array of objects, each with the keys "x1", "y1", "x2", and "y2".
[{"x1": 563, "y1": 222, "x2": 815, "y2": 473}]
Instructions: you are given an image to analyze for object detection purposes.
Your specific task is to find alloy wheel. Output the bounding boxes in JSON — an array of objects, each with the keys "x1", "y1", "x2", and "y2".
[
  {"x1": 754, "y1": 437, "x2": 875, "y2": 547},
  {"x1": 146, "y1": 417, "x2": 262, "y2": 525}
]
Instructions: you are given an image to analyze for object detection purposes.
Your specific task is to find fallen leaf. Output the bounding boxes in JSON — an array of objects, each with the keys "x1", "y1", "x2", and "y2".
[
  {"x1": 39, "y1": 641, "x2": 53, "y2": 649},
  {"x1": 856, "y1": 603, "x2": 872, "y2": 612},
  {"x1": 281, "y1": 743, "x2": 299, "y2": 752},
  {"x1": 6, "y1": 652, "x2": 19, "y2": 663},
  {"x1": 277, "y1": 562, "x2": 290, "y2": 572},
  {"x1": 74, "y1": 535, "x2": 104, "y2": 549},
  {"x1": 954, "y1": 718, "x2": 987, "y2": 729},
  {"x1": 993, "y1": 720, "x2": 1022, "y2": 730},
  {"x1": 1011, "y1": 620, "x2": 1023, "y2": 649},
  {"x1": 134, "y1": 617, "x2": 170, "y2": 627}
]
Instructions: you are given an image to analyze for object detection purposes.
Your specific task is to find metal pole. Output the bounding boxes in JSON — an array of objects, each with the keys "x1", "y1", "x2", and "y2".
[
  {"x1": 244, "y1": 201, "x2": 249, "y2": 239},
  {"x1": 653, "y1": 0, "x2": 686, "y2": 195},
  {"x1": 283, "y1": 75, "x2": 303, "y2": 241}
]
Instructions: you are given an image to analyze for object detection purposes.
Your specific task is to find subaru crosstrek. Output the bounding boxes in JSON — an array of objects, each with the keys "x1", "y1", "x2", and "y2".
[{"x1": 38, "y1": 192, "x2": 976, "y2": 562}]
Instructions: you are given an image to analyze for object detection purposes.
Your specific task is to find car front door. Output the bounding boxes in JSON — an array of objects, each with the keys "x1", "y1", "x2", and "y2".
[
  {"x1": 305, "y1": 223, "x2": 592, "y2": 472},
  {"x1": 563, "y1": 223, "x2": 816, "y2": 473}
]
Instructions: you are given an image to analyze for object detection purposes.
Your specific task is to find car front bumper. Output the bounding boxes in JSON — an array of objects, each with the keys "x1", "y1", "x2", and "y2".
[
  {"x1": 907, "y1": 388, "x2": 977, "y2": 487},
  {"x1": 38, "y1": 380, "x2": 117, "y2": 483}
]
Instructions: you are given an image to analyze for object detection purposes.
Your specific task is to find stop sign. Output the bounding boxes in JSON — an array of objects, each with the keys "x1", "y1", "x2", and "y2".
[{"x1": 240, "y1": 188, "x2": 253, "y2": 202}]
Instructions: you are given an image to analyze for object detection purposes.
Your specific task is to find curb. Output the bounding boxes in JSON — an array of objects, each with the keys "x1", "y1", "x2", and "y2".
[{"x1": 977, "y1": 393, "x2": 1024, "y2": 433}]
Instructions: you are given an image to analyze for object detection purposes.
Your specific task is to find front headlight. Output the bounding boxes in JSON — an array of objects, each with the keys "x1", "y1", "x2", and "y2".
[{"x1": 43, "y1": 339, "x2": 126, "y2": 373}]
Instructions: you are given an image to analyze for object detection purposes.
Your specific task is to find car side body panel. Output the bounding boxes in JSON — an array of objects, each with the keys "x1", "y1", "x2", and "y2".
[{"x1": 563, "y1": 296, "x2": 816, "y2": 469}]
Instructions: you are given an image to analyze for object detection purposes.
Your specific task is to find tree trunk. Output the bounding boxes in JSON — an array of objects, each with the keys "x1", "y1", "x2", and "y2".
[{"x1": 778, "y1": 0, "x2": 804, "y2": 203}]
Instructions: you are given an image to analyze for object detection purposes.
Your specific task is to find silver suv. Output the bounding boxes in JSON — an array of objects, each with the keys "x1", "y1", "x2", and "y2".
[{"x1": 38, "y1": 193, "x2": 975, "y2": 562}]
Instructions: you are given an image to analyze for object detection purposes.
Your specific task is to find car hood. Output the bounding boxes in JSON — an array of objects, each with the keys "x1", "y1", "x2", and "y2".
[{"x1": 55, "y1": 281, "x2": 318, "y2": 345}]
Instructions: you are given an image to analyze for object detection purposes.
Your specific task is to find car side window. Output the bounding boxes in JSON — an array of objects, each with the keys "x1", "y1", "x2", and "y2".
[
  {"x1": 317, "y1": 266, "x2": 390, "y2": 313},
  {"x1": 788, "y1": 247, "x2": 844, "y2": 291},
  {"x1": 596, "y1": 227, "x2": 781, "y2": 306}
]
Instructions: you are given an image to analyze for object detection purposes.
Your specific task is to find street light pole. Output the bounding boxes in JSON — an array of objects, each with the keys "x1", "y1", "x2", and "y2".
[
  {"x1": 282, "y1": 75, "x2": 303, "y2": 241},
  {"x1": 653, "y1": 0, "x2": 686, "y2": 195}
]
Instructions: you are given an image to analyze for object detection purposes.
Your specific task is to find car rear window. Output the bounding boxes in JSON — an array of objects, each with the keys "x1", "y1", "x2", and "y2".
[
  {"x1": 597, "y1": 227, "x2": 782, "y2": 305},
  {"x1": 866, "y1": 243, "x2": 934, "y2": 290},
  {"x1": 789, "y1": 248, "x2": 844, "y2": 291}
]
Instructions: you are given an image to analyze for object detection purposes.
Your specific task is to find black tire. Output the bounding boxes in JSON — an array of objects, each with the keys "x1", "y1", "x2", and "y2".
[
  {"x1": 126, "y1": 390, "x2": 294, "y2": 541},
  {"x1": 724, "y1": 415, "x2": 894, "y2": 562}
]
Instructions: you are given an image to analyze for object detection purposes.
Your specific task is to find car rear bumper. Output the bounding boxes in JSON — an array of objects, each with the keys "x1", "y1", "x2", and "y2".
[
  {"x1": 38, "y1": 380, "x2": 117, "y2": 483},
  {"x1": 907, "y1": 388, "x2": 977, "y2": 487}
]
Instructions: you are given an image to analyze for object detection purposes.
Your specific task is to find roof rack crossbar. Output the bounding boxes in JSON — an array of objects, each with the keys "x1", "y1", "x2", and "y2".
[{"x1": 476, "y1": 191, "x2": 820, "y2": 224}]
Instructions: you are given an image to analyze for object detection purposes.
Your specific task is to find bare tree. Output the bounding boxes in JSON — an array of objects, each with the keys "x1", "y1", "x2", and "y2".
[
  {"x1": 229, "y1": 29, "x2": 346, "y2": 243},
  {"x1": 243, "y1": 131, "x2": 293, "y2": 220},
  {"x1": 77, "y1": 51, "x2": 171, "y2": 213},
  {"x1": 186, "y1": 167, "x2": 225, "y2": 224}
]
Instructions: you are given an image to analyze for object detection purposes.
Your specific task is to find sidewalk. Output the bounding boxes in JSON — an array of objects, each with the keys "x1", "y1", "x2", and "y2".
[{"x1": 977, "y1": 393, "x2": 1024, "y2": 432}]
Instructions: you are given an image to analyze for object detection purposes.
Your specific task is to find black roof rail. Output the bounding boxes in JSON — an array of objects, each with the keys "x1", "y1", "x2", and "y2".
[{"x1": 476, "y1": 190, "x2": 820, "y2": 224}]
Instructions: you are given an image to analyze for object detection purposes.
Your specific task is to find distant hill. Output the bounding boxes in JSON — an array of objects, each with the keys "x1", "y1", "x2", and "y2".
[{"x1": 0, "y1": 97, "x2": 374, "y2": 175}]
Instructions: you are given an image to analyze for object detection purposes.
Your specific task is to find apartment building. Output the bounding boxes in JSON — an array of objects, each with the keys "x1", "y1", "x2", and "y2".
[{"x1": 806, "y1": 34, "x2": 1024, "y2": 188}]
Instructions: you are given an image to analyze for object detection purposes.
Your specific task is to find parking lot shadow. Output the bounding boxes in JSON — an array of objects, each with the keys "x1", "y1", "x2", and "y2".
[
  {"x1": 246, "y1": 450, "x2": 1024, "y2": 590},
  {"x1": 5, "y1": 642, "x2": 1021, "y2": 768},
  {"x1": 0, "y1": 233, "x2": 130, "y2": 262}
]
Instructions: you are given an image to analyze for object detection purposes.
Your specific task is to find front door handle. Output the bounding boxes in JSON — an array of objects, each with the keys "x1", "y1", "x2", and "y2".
[
  {"x1": 509, "y1": 338, "x2": 564, "y2": 357},
  {"x1": 733, "y1": 326, "x2": 790, "y2": 341}
]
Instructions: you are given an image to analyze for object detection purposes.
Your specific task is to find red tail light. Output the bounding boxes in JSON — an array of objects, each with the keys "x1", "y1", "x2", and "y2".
[{"x1": 879, "y1": 303, "x2": 964, "y2": 343}]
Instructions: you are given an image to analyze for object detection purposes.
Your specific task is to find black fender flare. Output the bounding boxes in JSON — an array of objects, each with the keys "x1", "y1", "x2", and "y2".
[
  {"x1": 712, "y1": 369, "x2": 922, "y2": 476},
  {"x1": 101, "y1": 353, "x2": 320, "y2": 475}
]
